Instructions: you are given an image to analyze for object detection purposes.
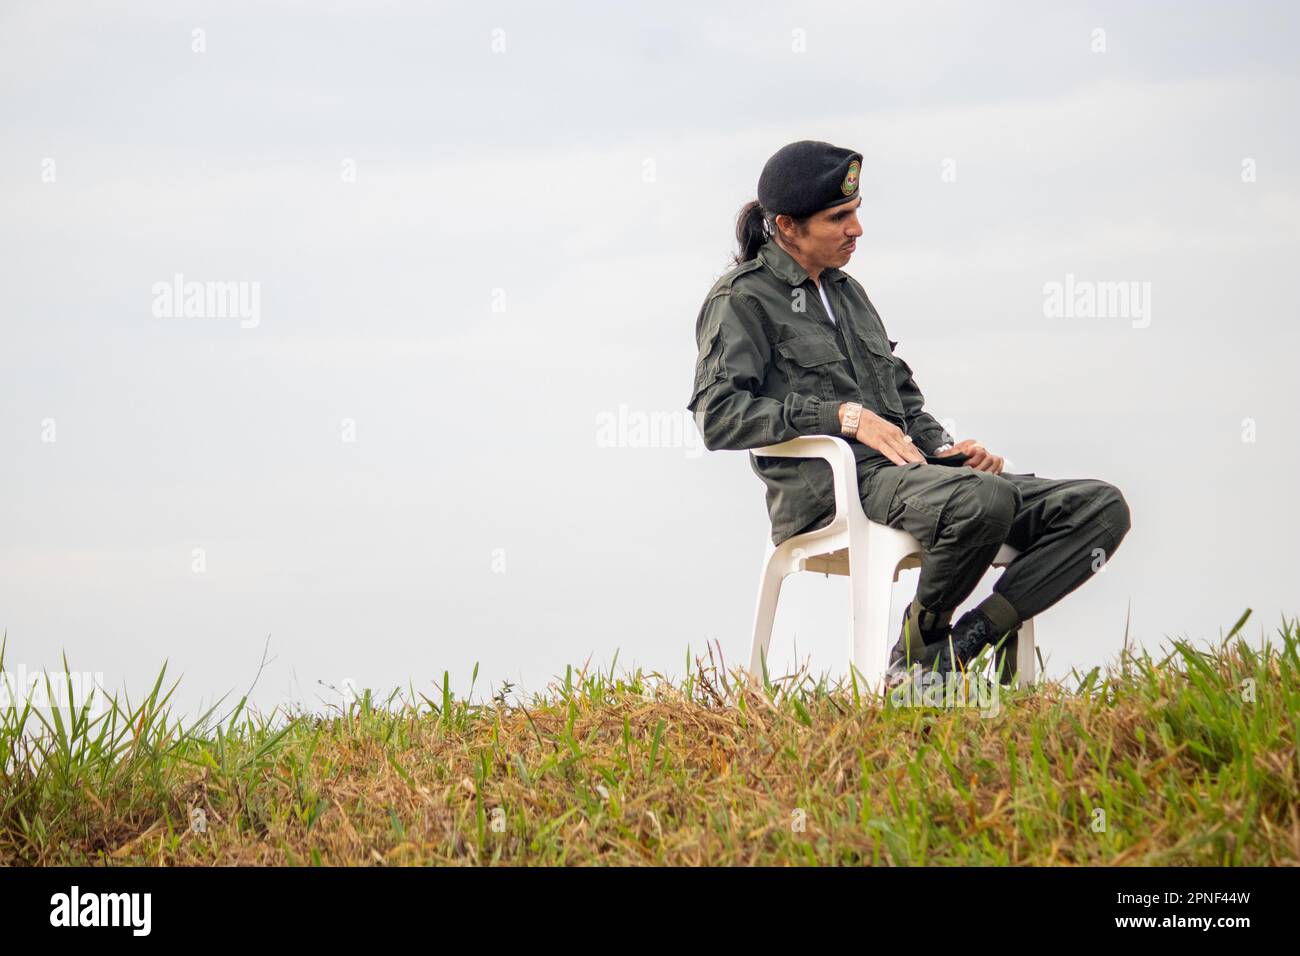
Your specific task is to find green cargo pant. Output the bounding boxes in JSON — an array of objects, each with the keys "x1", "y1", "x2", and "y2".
[{"x1": 844, "y1": 463, "x2": 1131, "y2": 622}]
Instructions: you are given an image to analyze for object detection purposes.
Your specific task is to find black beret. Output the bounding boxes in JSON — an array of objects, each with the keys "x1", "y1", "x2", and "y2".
[{"x1": 757, "y1": 140, "x2": 862, "y2": 218}]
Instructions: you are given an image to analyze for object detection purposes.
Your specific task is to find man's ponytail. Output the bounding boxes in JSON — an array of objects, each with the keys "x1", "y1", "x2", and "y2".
[{"x1": 734, "y1": 199, "x2": 773, "y2": 264}]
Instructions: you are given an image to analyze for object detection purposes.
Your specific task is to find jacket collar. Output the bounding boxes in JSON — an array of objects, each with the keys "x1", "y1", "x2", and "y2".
[{"x1": 757, "y1": 237, "x2": 849, "y2": 288}]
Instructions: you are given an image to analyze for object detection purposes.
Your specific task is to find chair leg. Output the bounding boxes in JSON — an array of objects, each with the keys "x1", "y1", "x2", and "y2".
[
  {"x1": 848, "y1": 538, "x2": 897, "y2": 694},
  {"x1": 749, "y1": 552, "x2": 787, "y2": 681},
  {"x1": 1016, "y1": 618, "x2": 1037, "y2": 689}
]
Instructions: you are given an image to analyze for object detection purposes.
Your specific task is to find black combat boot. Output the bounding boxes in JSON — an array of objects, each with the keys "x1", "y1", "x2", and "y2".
[
  {"x1": 885, "y1": 600, "x2": 951, "y2": 687},
  {"x1": 932, "y1": 607, "x2": 1012, "y2": 673}
]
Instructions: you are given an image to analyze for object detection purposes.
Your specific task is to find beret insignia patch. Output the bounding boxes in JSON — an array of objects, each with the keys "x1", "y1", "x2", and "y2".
[{"x1": 841, "y1": 160, "x2": 860, "y2": 196}]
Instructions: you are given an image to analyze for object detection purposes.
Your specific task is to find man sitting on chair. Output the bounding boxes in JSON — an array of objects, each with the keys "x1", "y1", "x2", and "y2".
[{"x1": 686, "y1": 140, "x2": 1132, "y2": 684}]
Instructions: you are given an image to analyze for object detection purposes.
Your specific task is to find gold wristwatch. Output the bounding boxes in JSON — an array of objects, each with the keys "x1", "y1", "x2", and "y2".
[{"x1": 839, "y1": 402, "x2": 863, "y2": 437}]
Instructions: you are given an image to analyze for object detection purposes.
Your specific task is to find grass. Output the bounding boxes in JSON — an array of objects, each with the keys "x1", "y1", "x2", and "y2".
[{"x1": 1, "y1": 608, "x2": 1297, "y2": 865}]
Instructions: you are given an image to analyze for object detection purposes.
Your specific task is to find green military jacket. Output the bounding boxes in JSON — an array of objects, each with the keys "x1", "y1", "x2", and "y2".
[{"x1": 687, "y1": 237, "x2": 956, "y2": 546}]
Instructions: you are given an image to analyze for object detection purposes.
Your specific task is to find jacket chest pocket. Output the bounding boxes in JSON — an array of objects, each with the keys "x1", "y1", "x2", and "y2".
[
  {"x1": 853, "y1": 330, "x2": 906, "y2": 417},
  {"x1": 776, "y1": 334, "x2": 844, "y2": 401}
]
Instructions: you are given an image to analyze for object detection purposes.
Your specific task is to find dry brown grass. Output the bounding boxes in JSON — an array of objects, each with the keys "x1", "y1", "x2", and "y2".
[{"x1": 3, "y1": 612, "x2": 1297, "y2": 865}]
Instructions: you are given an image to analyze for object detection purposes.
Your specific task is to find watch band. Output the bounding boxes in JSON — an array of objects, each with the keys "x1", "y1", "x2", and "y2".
[{"x1": 840, "y1": 402, "x2": 863, "y2": 437}]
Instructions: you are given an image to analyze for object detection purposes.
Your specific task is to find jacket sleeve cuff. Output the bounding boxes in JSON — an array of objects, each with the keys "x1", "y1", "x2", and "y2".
[
  {"x1": 815, "y1": 398, "x2": 843, "y2": 436},
  {"x1": 908, "y1": 421, "x2": 954, "y2": 454}
]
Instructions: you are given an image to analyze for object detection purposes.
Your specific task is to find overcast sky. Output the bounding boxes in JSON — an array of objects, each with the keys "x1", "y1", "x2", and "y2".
[{"x1": 2, "y1": 1, "x2": 1297, "y2": 722}]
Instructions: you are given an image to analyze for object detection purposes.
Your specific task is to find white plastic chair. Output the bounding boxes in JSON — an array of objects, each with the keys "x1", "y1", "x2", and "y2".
[{"x1": 746, "y1": 435, "x2": 1036, "y2": 693}]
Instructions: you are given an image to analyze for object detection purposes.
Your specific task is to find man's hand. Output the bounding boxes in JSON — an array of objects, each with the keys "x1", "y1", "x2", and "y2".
[
  {"x1": 842, "y1": 404, "x2": 926, "y2": 465},
  {"x1": 937, "y1": 439, "x2": 1005, "y2": 474}
]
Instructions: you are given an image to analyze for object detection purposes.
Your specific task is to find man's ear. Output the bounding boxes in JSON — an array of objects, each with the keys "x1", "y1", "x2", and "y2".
[{"x1": 774, "y1": 213, "x2": 801, "y2": 243}]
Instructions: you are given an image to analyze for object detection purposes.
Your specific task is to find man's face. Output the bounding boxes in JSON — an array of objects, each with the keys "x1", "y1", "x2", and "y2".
[{"x1": 780, "y1": 197, "x2": 863, "y2": 271}]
